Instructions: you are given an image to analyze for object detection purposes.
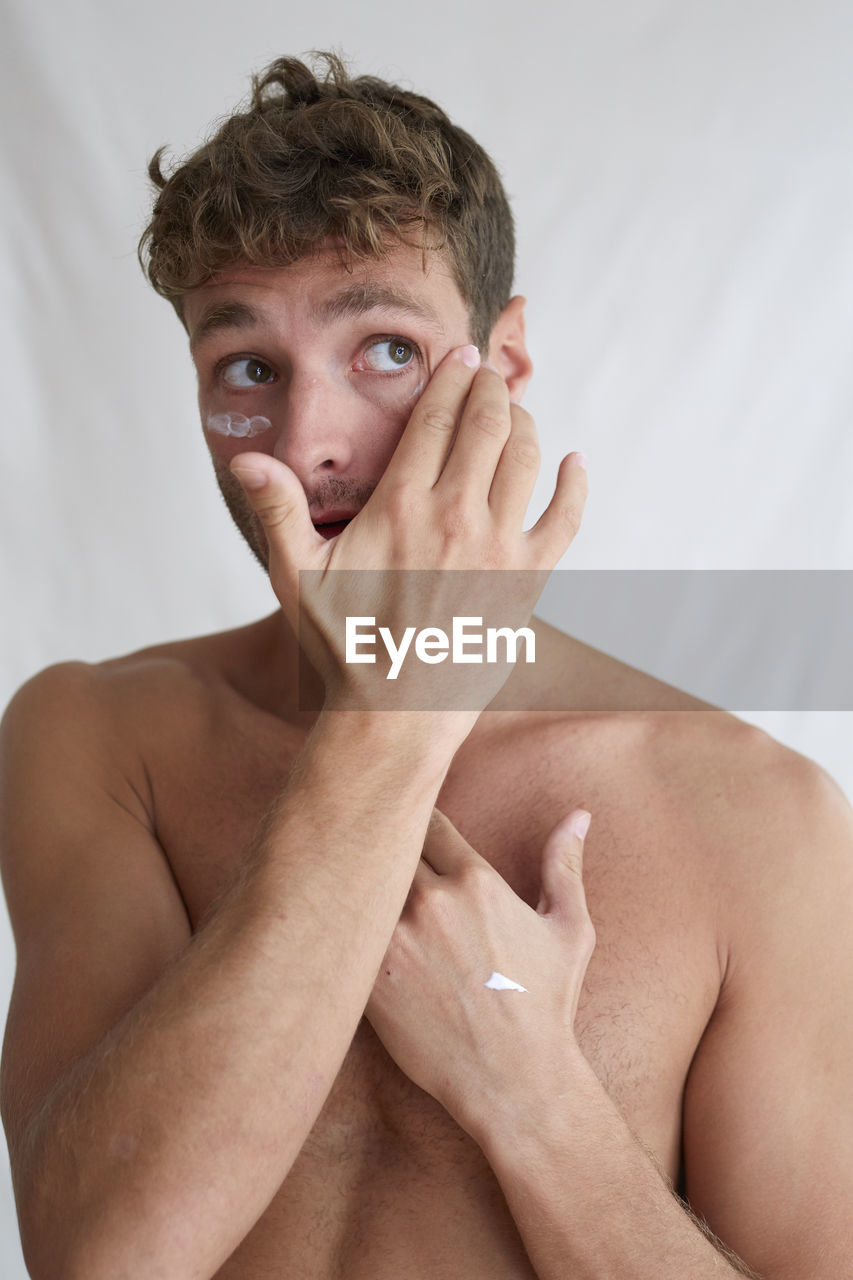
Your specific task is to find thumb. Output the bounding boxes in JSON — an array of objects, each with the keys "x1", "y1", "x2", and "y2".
[
  {"x1": 536, "y1": 809, "x2": 591, "y2": 920},
  {"x1": 229, "y1": 452, "x2": 318, "y2": 568}
]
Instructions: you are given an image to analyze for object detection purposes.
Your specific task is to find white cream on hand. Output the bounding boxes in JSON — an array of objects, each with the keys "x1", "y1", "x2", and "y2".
[
  {"x1": 206, "y1": 412, "x2": 272, "y2": 438},
  {"x1": 484, "y1": 972, "x2": 528, "y2": 992}
]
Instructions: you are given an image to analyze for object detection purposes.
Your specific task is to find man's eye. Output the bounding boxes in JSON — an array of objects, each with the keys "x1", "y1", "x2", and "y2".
[
  {"x1": 362, "y1": 339, "x2": 416, "y2": 372},
  {"x1": 221, "y1": 358, "x2": 275, "y2": 387}
]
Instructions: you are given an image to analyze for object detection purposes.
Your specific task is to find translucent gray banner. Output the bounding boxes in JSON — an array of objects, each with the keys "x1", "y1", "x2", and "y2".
[
  {"x1": 297, "y1": 570, "x2": 853, "y2": 712},
  {"x1": 538, "y1": 570, "x2": 853, "y2": 711}
]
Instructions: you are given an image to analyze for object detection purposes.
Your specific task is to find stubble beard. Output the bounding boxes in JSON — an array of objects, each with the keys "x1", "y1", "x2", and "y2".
[{"x1": 213, "y1": 460, "x2": 270, "y2": 570}]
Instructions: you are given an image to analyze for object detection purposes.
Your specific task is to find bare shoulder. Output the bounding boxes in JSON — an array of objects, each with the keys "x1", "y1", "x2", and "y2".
[
  {"x1": 2, "y1": 650, "x2": 195, "y2": 740},
  {"x1": 531, "y1": 617, "x2": 852, "y2": 850},
  {"x1": 645, "y1": 706, "x2": 852, "y2": 848},
  {"x1": 0, "y1": 620, "x2": 275, "y2": 912},
  {"x1": 0, "y1": 631, "x2": 235, "y2": 900},
  {"x1": 639, "y1": 708, "x2": 853, "y2": 969},
  {"x1": 505, "y1": 622, "x2": 853, "y2": 925},
  {"x1": 1, "y1": 617, "x2": 272, "y2": 760}
]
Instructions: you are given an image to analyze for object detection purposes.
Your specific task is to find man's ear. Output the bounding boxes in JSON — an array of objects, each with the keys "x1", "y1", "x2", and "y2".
[{"x1": 486, "y1": 295, "x2": 533, "y2": 403}]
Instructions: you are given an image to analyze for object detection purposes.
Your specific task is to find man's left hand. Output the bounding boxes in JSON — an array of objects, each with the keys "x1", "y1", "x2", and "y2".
[{"x1": 365, "y1": 807, "x2": 596, "y2": 1140}]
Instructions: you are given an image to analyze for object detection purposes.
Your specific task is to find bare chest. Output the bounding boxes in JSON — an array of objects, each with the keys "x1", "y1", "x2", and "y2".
[{"x1": 150, "y1": 709, "x2": 721, "y2": 1273}]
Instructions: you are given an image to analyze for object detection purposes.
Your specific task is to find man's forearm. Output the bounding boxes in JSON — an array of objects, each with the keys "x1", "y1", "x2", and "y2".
[
  {"x1": 479, "y1": 1052, "x2": 760, "y2": 1280},
  {"x1": 21, "y1": 710, "x2": 456, "y2": 1280}
]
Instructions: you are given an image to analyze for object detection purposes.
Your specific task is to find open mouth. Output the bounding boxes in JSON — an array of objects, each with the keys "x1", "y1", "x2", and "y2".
[{"x1": 313, "y1": 519, "x2": 352, "y2": 540}]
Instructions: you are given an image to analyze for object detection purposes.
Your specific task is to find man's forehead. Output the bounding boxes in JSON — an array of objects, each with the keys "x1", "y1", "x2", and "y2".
[{"x1": 185, "y1": 243, "x2": 466, "y2": 349}]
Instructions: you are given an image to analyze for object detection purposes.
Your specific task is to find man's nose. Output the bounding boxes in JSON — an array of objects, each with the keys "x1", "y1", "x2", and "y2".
[{"x1": 271, "y1": 375, "x2": 356, "y2": 480}]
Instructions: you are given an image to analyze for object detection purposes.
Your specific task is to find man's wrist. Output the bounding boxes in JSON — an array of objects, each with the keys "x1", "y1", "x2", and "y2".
[
  {"x1": 468, "y1": 1042, "x2": 602, "y2": 1167},
  {"x1": 313, "y1": 703, "x2": 475, "y2": 776}
]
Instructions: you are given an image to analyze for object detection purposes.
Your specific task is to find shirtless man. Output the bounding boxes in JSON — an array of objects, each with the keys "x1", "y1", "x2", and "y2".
[{"x1": 1, "y1": 52, "x2": 851, "y2": 1280}]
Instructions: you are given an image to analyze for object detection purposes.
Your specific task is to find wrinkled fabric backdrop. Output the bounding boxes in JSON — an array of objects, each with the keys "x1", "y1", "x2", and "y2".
[{"x1": 1, "y1": 1, "x2": 852, "y2": 1271}]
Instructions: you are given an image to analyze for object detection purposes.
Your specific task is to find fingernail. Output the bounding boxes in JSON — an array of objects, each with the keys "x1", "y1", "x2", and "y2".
[
  {"x1": 459, "y1": 344, "x2": 481, "y2": 369},
  {"x1": 569, "y1": 810, "x2": 591, "y2": 840},
  {"x1": 230, "y1": 465, "x2": 267, "y2": 490},
  {"x1": 572, "y1": 452, "x2": 588, "y2": 471}
]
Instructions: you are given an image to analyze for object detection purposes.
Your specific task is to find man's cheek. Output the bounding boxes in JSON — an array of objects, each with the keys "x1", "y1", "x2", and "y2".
[
  {"x1": 363, "y1": 424, "x2": 403, "y2": 480},
  {"x1": 362, "y1": 369, "x2": 428, "y2": 419}
]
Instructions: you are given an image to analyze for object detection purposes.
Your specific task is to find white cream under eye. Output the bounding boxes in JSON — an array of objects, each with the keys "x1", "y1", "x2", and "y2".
[{"x1": 206, "y1": 413, "x2": 272, "y2": 438}]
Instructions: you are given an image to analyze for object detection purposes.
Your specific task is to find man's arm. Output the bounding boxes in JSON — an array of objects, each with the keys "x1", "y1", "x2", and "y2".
[
  {"x1": 2, "y1": 348, "x2": 586, "y2": 1280},
  {"x1": 479, "y1": 1039, "x2": 763, "y2": 1279},
  {"x1": 676, "y1": 751, "x2": 853, "y2": 1278},
  {"x1": 367, "y1": 753, "x2": 853, "y2": 1279},
  {"x1": 0, "y1": 663, "x2": 452, "y2": 1280}
]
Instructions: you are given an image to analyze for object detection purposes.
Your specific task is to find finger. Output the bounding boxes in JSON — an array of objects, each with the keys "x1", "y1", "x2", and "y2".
[
  {"x1": 526, "y1": 452, "x2": 588, "y2": 565},
  {"x1": 536, "y1": 809, "x2": 592, "y2": 923},
  {"x1": 229, "y1": 452, "x2": 322, "y2": 569},
  {"x1": 434, "y1": 365, "x2": 513, "y2": 502},
  {"x1": 421, "y1": 808, "x2": 490, "y2": 877},
  {"x1": 377, "y1": 345, "x2": 482, "y2": 491},
  {"x1": 487, "y1": 404, "x2": 541, "y2": 528}
]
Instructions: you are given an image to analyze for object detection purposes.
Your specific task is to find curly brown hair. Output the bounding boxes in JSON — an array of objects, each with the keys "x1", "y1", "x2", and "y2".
[{"x1": 138, "y1": 52, "x2": 515, "y2": 350}]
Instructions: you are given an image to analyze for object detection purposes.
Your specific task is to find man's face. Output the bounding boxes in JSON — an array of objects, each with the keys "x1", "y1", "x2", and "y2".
[{"x1": 183, "y1": 241, "x2": 474, "y2": 567}]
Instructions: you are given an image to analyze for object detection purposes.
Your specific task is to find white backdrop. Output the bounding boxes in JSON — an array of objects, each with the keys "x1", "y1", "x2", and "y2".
[{"x1": 1, "y1": 1, "x2": 852, "y2": 1272}]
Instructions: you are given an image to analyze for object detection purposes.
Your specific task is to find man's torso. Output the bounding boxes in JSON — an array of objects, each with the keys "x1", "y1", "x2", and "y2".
[{"x1": 90, "y1": 616, "x2": 760, "y2": 1278}]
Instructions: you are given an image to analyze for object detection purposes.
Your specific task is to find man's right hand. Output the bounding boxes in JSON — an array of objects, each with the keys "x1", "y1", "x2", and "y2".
[{"x1": 230, "y1": 343, "x2": 588, "y2": 715}]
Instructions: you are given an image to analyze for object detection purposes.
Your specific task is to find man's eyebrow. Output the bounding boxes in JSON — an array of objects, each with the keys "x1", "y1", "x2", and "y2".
[
  {"x1": 189, "y1": 300, "x2": 261, "y2": 352},
  {"x1": 311, "y1": 282, "x2": 444, "y2": 331},
  {"x1": 189, "y1": 282, "x2": 446, "y2": 353}
]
